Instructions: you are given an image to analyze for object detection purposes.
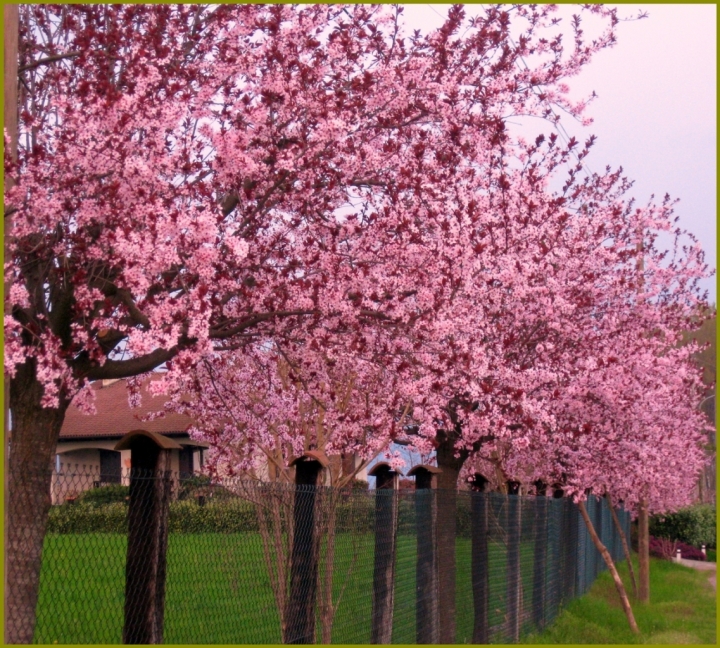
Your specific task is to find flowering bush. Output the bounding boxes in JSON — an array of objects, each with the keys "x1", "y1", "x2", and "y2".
[
  {"x1": 649, "y1": 535, "x2": 706, "y2": 561},
  {"x1": 649, "y1": 535, "x2": 677, "y2": 560}
]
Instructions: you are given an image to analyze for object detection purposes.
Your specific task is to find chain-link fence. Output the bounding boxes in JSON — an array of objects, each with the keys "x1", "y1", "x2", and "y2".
[{"x1": 20, "y1": 470, "x2": 632, "y2": 643}]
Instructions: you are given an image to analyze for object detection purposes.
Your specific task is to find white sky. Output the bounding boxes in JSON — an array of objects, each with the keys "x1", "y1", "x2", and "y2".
[{"x1": 399, "y1": 4, "x2": 717, "y2": 301}]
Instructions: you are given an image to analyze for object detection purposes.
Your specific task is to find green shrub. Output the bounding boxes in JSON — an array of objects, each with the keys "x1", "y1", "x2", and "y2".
[
  {"x1": 78, "y1": 483, "x2": 129, "y2": 507},
  {"x1": 177, "y1": 475, "x2": 213, "y2": 501},
  {"x1": 334, "y1": 497, "x2": 374, "y2": 533},
  {"x1": 46, "y1": 498, "x2": 260, "y2": 534},
  {"x1": 349, "y1": 479, "x2": 369, "y2": 491},
  {"x1": 46, "y1": 489, "x2": 488, "y2": 536},
  {"x1": 168, "y1": 499, "x2": 259, "y2": 533},
  {"x1": 650, "y1": 503, "x2": 716, "y2": 549},
  {"x1": 47, "y1": 502, "x2": 128, "y2": 533}
]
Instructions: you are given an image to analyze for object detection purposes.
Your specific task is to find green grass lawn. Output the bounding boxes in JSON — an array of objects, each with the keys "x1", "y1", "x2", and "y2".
[
  {"x1": 35, "y1": 531, "x2": 553, "y2": 644},
  {"x1": 35, "y1": 533, "x2": 460, "y2": 644},
  {"x1": 36, "y1": 532, "x2": 375, "y2": 644},
  {"x1": 521, "y1": 555, "x2": 717, "y2": 644}
]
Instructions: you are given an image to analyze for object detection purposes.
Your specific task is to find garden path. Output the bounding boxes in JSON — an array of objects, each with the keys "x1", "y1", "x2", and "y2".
[{"x1": 676, "y1": 557, "x2": 716, "y2": 591}]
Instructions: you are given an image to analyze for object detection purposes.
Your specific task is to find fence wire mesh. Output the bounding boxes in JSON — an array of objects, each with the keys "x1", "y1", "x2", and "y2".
[{"x1": 22, "y1": 470, "x2": 633, "y2": 643}]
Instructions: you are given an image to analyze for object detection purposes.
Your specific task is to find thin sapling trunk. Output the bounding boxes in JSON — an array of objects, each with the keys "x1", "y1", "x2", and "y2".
[{"x1": 578, "y1": 500, "x2": 639, "y2": 634}]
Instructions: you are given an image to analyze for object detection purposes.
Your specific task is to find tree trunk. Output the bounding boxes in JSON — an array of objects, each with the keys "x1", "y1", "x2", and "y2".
[
  {"x1": 434, "y1": 440, "x2": 465, "y2": 645},
  {"x1": 318, "y1": 491, "x2": 338, "y2": 644},
  {"x1": 637, "y1": 497, "x2": 650, "y2": 603},
  {"x1": 255, "y1": 486, "x2": 292, "y2": 640},
  {"x1": 4, "y1": 5, "x2": 19, "y2": 641},
  {"x1": 594, "y1": 496, "x2": 604, "y2": 579},
  {"x1": 578, "y1": 500, "x2": 639, "y2": 634},
  {"x1": 7, "y1": 361, "x2": 69, "y2": 643},
  {"x1": 608, "y1": 495, "x2": 637, "y2": 598}
]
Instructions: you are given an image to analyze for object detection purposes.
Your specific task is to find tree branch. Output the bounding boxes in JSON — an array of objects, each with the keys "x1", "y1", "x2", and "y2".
[
  {"x1": 209, "y1": 310, "x2": 318, "y2": 340},
  {"x1": 80, "y1": 346, "x2": 179, "y2": 380},
  {"x1": 18, "y1": 50, "x2": 81, "y2": 73}
]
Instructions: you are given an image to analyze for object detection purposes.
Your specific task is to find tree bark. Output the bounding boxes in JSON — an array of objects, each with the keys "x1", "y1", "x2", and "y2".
[
  {"x1": 434, "y1": 440, "x2": 465, "y2": 644},
  {"x1": 578, "y1": 500, "x2": 640, "y2": 634},
  {"x1": 637, "y1": 496, "x2": 650, "y2": 603},
  {"x1": 4, "y1": 6, "x2": 19, "y2": 641},
  {"x1": 318, "y1": 491, "x2": 339, "y2": 644},
  {"x1": 6, "y1": 361, "x2": 69, "y2": 643},
  {"x1": 608, "y1": 495, "x2": 637, "y2": 598}
]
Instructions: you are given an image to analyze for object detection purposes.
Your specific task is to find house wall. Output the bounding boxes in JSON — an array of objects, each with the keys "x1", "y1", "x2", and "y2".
[
  {"x1": 57, "y1": 448, "x2": 101, "y2": 474},
  {"x1": 52, "y1": 439, "x2": 205, "y2": 504}
]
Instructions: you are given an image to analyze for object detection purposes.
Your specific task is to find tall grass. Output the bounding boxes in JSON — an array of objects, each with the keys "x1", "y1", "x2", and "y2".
[{"x1": 522, "y1": 555, "x2": 716, "y2": 644}]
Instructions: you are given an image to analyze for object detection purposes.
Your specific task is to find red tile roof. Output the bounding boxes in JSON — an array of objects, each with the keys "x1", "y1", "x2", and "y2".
[{"x1": 59, "y1": 376, "x2": 195, "y2": 439}]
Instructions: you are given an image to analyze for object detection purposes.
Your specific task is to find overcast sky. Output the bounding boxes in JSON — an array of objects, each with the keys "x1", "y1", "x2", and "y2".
[{"x1": 399, "y1": 4, "x2": 717, "y2": 301}]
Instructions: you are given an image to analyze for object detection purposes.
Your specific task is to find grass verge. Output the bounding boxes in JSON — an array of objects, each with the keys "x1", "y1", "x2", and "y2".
[{"x1": 522, "y1": 554, "x2": 716, "y2": 644}]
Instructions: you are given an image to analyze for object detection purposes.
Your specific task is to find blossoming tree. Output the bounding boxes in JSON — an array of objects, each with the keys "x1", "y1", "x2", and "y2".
[{"x1": 4, "y1": 4, "x2": 711, "y2": 642}]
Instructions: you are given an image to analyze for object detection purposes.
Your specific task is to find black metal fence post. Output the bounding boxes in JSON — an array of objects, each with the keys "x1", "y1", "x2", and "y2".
[
  {"x1": 369, "y1": 463, "x2": 399, "y2": 644},
  {"x1": 568, "y1": 499, "x2": 579, "y2": 599},
  {"x1": 408, "y1": 465, "x2": 440, "y2": 644},
  {"x1": 551, "y1": 485, "x2": 565, "y2": 610},
  {"x1": 470, "y1": 473, "x2": 489, "y2": 644},
  {"x1": 115, "y1": 430, "x2": 180, "y2": 644},
  {"x1": 286, "y1": 452, "x2": 328, "y2": 644},
  {"x1": 506, "y1": 480, "x2": 521, "y2": 642},
  {"x1": 594, "y1": 495, "x2": 603, "y2": 578},
  {"x1": 531, "y1": 481, "x2": 548, "y2": 630}
]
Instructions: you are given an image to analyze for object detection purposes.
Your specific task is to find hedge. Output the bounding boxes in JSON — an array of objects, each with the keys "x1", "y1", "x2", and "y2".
[
  {"x1": 649, "y1": 503, "x2": 716, "y2": 549},
  {"x1": 45, "y1": 491, "x2": 479, "y2": 536},
  {"x1": 47, "y1": 501, "x2": 129, "y2": 534},
  {"x1": 78, "y1": 484, "x2": 129, "y2": 506},
  {"x1": 46, "y1": 499, "x2": 258, "y2": 534},
  {"x1": 47, "y1": 497, "x2": 372, "y2": 534}
]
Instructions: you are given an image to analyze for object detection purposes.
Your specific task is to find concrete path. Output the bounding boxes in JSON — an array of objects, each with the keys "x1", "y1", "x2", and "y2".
[{"x1": 676, "y1": 557, "x2": 716, "y2": 590}]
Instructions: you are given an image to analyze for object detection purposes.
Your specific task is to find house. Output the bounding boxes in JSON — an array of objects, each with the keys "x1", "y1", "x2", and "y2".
[
  {"x1": 53, "y1": 376, "x2": 207, "y2": 503},
  {"x1": 53, "y1": 375, "x2": 371, "y2": 503}
]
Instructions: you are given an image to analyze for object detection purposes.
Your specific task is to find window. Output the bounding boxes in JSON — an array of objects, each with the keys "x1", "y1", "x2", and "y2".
[
  {"x1": 179, "y1": 446, "x2": 194, "y2": 479},
  {"x1": 99, "y1": 450, "x2": 121, "y2": 483}
]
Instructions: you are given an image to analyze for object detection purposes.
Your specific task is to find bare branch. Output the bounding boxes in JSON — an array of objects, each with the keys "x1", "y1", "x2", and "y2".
[{"x1": 18, "y1": 50, "x2": 82, "y2": 73}]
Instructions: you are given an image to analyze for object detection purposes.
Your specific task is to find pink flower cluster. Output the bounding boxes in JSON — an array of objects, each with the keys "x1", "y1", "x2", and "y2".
[{"x1": 6, "y1": 5, "x2": 712, "y2": 512}]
